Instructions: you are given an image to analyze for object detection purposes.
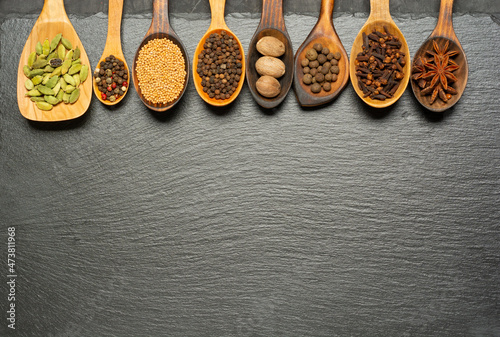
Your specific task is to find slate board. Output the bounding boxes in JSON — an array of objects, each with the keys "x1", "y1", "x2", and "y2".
[{"x1": 0, "y1": 11, "x2": 499, "y2": 337}]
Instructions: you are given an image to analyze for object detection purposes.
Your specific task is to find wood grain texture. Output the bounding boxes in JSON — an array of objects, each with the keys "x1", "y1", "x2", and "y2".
[
  {"x1": 16, "y1": 0, "x2": 92, "y2": 121},
  {"x1": 293, "y1": 0, "x2": 349, "y2": 107},
  {"x1": 131, "y1": 0, "x2": 190, "y2": 112},
  {"x1": 1, "y1": 11, "x2": 500, "y2": 337},
  {"x1": 93, "y1": 0, "x2": 129, "y2": 105},
  {"x1": 246, "y1": 0, "x2": 293, "y2": 109}
]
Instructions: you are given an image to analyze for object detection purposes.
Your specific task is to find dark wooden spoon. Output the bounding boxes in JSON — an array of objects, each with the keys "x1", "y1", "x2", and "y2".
[
  {"x1": 246, "y1": 0, "x2": 294, "y2": 109},
  {"x1": 410, "y1": 0, "x2": 468, "y2": 112},
  {"x1": 293, "y1": 0, "x2": 349, "y2": 107},
  {"x1": 132, "y1": 0, "x2": 190, "y2": 112}
]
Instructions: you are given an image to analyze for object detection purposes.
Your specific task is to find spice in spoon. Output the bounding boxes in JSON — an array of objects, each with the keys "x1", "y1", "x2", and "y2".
[
  {"x1": 301, "y1": 42, "x2": 341, "y2": 94},
  {"x1": 136, "y1": 38, "x2": 186, "y2": 104},
  {"x1": 354, "y1": 27, "x2": 405, "y2": 101},
  {"x1": 94, "y1": 55, "x2": 128, "y2": 102}
]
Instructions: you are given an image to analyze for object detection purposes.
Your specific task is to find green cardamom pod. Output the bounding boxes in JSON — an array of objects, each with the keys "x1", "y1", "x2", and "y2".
[
  {"x1": 29, "y1": 69, "x2": 45, "y2": 78},
  {"x1": 32, "y1": 75, "x2": 43, "y2": 85},
  {"x1": 36, "y1": 101, "x2": 53, "y2": 111},
  {"x1": 56, "y1": 88, "x2": 64, "y2": 101},
  {"x1": 73, "y1": 46, "x2": 80, "y2": 60},
  {"x1": 25, "y1": 79, "x2": 34, "y2": 90},
  {"x1": 42, "y1": 39, "x2": 50, "y2": 56},
  {"x1": 32, "y1": 59, "x2": 48, "y2": 69},
  {"x1": 23, "y1": 65, "x2": 31, "y2": 78},
  {"x1": 69, "y1": 88, "x2": 80, "y2": 104},
  {"x1": 47, "y1": 51, "x2": 57, "y2": 62},
  {"x1": 68, "y1": 64, "x2": 82, "y2": 75},
  {"x1": 44, "y1": 95, "x2": 60, "y2": 105},
  {"x1": 71, "y1": 59, "x2": 81, "y2": 66},
  {"x1": 45, "y1": 75, "x2": 59, "y2": 89},
  {"x1": 50, "y1": 33, "x2": 62, "y2": 53},
  {"x1": 62, "y1": 92, "x2": 70, "y2": 104},
  {"x1": 73, "y1": 74, "x2": 80, "y2": 88},
  {"x1": 52, "y1": 83, "x2": 61, "y2": 95},
  {"x1": 80, "y1": 65, "x2": 89, "y2": 82},
  {"x1": 37, "y1": 85, "x2": 55, "y2": 96},
  {"x1": 64, "y1": 50, "x2": 74, "y2": 61},
  {"x1": 59, "y1": 77, "x2": 68, "y2": 91},
  {"x1": 44, "y1": 65, "x2": 55, "y2": 73},
  {"x1": 26, "y1": 89, "x2": 42, "y2": 97},
  {"x1": 61, "y1": 37, "x2": 73, "y2": 50},
  {"x1": 61, "y1": 59, "x2": 72, "y2": 75},
  {"x1": 35, "y1": 41, "x2": 43, "y2": 55},
  {"x1": 28, "y1": 52, "x2": 37, "y2": 68},
  {"x1": 37, "y1": 54, "x2": 47, "y2": 60},
  {"x1": 63, "y1": 74, "x2": 76, "y2": 86},
  {"x1": 50, "y1": 67, "x2": 62, "y2": 77},
  {"x1": 30, "y1": 97, "x2": 45, "y2": 102},
  {"x1": 42, "y1": 74, "x2": 50, "y2": 85},
  {"x1": 57, "y1": 44, "x2": 66, "y2": 60},
  {"x1": 65, "y1": 85, "x2": 76, "y2": 93}
]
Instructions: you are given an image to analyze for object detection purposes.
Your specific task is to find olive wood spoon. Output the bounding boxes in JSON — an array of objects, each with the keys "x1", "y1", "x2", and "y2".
[
  {"x1": 93, "y1": 0, "x2": 129, "y2": 105},
  {"x1": 132, "y1": 0, "x2": 190, "y2": 112},
  {"x1": 411, "y1": 0, "x2": 468, "y2": 112},
  {"x1": 193, "y1": 0, "x2": 245, "y2": 107},
  {"x1": 293, "y1": 0, "x2": 348, "y2": 107},
  {"x1": 246, "y1": 0, "x2": 293, "y2": 109},
  {"x1": 349, "y1": 0, "x2": 411, "y2": 108},
  {"x1": 17, "y1": 0, "x2": 92, "y2": 122}
]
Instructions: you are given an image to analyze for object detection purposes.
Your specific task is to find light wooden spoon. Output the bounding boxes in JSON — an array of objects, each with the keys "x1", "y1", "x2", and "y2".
[
  {"x1": 349, "y1": 0, "x2": 411, "y2": 108},
  {"x1": 17, "y1": 0, "x2": 92, "y2": 122},
  {"x1": 192, "y1": 0, "x2": 246, "y2": 107},
  {"x1": 293, "y1": 0, "x2": 349, "y2": 107},
  {"x1": 410, "y1": 0, "x2": 468, "y2": 112},
  {"x1": 93, "y1": 0, "x2": 129, "y2": 105}
]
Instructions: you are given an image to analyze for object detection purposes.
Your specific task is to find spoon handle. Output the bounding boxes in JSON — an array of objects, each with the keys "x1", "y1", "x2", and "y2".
[
  {"x1": 319, "y1": 0, "x2": 334, "y2": 23},
  {"x1": 104, "y1": 0, "x2": 124, "y2": 52},
  {"x1": 368, "y1": 0, "x2": 392, "y2": 22},
  {"x1": 259, "y1": 0, "x2": 286, "y2": 32},
  {"x1": 39, "y1": 0, "x2": 68, "y2": 21},
  {"x1": 430, "y1": 0, "x2": 459, "y2": 42},
  {"x1": 208, "y1": 0, "x2": 229, "y2": 31},
  {"x1": 150, "y1": 0, "x2": 170, "y2": 34}
]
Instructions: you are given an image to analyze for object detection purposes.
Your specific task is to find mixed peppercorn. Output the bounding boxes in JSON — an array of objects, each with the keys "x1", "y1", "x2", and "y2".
[{"x1": 94, "y1": 55, "x2": 128, "y2": 102}]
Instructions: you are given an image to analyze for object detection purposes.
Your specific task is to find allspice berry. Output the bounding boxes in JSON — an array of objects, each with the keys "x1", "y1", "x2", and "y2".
[
  {"x1": 303, "y1": 74, "x2": 313, "y2": 85},
  {"x1": 323, "y1": 82, "x2": 332, "y2": 91},
  {"x1": 306, "y1": 48, "x2": 318, "y2": 61},
  {"x1": 300, "y1": 41, "x2": 342, "y2": 95},
  {"x1": 311, "y1": 83, "x2": 321, "y2": 93}
]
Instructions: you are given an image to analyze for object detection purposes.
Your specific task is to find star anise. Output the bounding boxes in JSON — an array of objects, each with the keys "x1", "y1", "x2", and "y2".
[
  {"x1": 422, "y1": 55, "x2": 459, "y2": 91},
  {"x1": 426, "y1": 40, "x2": 459, "y2": 64}
]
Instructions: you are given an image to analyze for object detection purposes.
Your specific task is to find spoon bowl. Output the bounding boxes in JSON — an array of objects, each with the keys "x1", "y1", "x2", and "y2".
[
  {"x1": 293, "y1": 0, "x2": 348, "y2": 107},
  {"x1": 246, "y1": 0, "x2": 293, "y2": 109},
  {"x1": 410, "y1": 0, "x2": 468, "y2": 112},
  {"x1": 17, "y1": 0, "x2": 92, "y2": 122},
  {"x1": 193, "y1": 0, "x2": 245, "y2": 107},
  {"x1": 132, "y1": 0, "x2": 190, "y2": 112},
  {"x1": 349, "y1": 0, "x2": 411, "y2": 108},
  {"x1": 93, "y1": 0, "x2": 130, "y2": 106}
]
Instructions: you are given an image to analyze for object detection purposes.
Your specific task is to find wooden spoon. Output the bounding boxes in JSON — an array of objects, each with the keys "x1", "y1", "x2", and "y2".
[
  {"x1": 293, "y1": 0, "x2": 349, "y2": 107},
  {"x1": 246, "y1": 0, "x2": 293, "y2": 109},
  {"x1": 16, "y1": 0, "x2": 92, "y2": 122},
  {"x1": 93, "y1": 0, "x2": 129, "y2": 106},
  {"x1": 193, "y1": 0, "x2": 245, "y2": 107},
  {"x1": 349, "y1": 0, "x2": 411, "y2": 108},
  {"x1": 410, "y1": 0, "x2": 468, "y2": 112},
  {"x1": 132, "y1": 0, "x2": 190, "y2": 112}
]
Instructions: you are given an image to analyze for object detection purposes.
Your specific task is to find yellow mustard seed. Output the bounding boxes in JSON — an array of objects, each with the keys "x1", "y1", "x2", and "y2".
[{"x1": 136, "y1": 38, "x2": 186, "y2": 104}]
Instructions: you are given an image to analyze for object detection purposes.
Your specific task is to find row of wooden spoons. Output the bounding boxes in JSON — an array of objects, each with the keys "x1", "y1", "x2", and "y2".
[{"x1": 17, "y1": 0, "x2": 467, "y2": 122}]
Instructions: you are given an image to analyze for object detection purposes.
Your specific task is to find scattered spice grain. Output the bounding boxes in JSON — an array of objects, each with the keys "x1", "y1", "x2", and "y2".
[{"x1": 136, "y1": 38, "x2": 186, "y2": 104}]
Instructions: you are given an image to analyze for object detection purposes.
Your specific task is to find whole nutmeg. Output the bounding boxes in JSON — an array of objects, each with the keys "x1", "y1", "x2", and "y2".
[
  {"x1": 255, "y1": 56, "x2": 286, "y2": 78},
  {"x1": 256, "y1": 36, "x2": 285, "y2": 57},
  {"x1": 256, "y1": 75, "x2": 281, "y2": 98}
]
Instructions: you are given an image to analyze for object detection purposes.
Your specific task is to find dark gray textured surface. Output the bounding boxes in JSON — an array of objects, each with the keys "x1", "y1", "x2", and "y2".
[{"x1": 1, "y1": 3, "x2": 500, "y2": 337}]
